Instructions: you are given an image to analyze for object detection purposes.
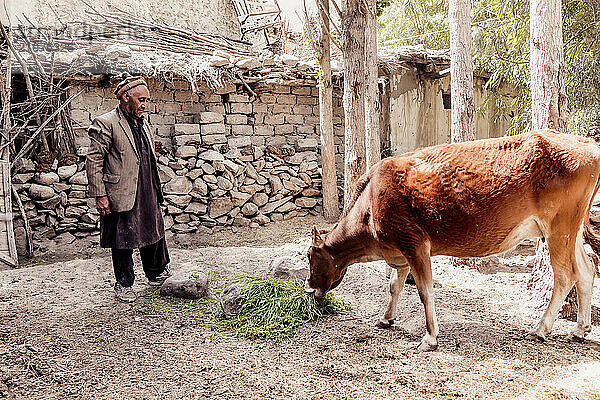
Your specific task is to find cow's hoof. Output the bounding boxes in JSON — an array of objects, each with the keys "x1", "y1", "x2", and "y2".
[
  {"x1": 375, "y1": 319, "x2": 394, "y2": 329},
  {"x1": 416, "y1": 337, "x2": 438, "y2": 352},
  {"x1": 567, "y1": 333, "x2": 585, "y2": 343},
  {"x1": 525, "y1": 332, "x2": 546, "y2": 343},
  {"x1": 568, "y1": 325, "x2": 591, "y2": 343}
]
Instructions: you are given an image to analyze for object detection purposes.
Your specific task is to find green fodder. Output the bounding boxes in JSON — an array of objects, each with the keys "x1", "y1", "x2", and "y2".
[{"x1": 216, "y1": 276, "x2": 347, "y2": 342}]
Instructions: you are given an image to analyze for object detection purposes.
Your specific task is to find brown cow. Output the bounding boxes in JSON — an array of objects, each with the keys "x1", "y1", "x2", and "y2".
[{"x1": 306, "y1": 130, "x2": 600, "y2": 351}]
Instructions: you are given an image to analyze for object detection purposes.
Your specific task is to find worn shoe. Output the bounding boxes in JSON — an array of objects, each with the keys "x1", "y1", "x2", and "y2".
[
  {"x1": 114, "y1": 282, "x2": 136, "y2": 303},
  {"x1": 148, "y1": 266, "x2": 172, "y2": 287}
]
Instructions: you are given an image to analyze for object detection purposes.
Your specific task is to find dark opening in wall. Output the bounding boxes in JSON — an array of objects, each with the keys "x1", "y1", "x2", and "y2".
[{"x1": 442, "y1": 92, "x2": 451, "y2": 110}]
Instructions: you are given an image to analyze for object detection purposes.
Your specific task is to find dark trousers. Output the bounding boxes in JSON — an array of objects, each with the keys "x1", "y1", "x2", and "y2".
[{"x1": 111, "y1": 237, "x2": 170, "y2": 287}]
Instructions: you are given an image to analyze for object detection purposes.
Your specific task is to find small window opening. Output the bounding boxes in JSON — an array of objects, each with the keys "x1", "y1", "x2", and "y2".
[{"x1": 442, "y1": 92, "x2": 452, "y2": 110}]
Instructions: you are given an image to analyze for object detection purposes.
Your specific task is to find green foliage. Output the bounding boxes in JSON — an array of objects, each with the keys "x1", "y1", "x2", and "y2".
[
  {"x1": 215, "y1": 276, "x2": 347, "y2": 342},
  {"x1": 377, "y1": 0, "x2": 600, "y2": 136},
  {"x1": 378, "y1": 0, "x2": 448, "y2": 48},
  {"x1": 377, "y1": 0, "x2": 392, "y2": 16}
]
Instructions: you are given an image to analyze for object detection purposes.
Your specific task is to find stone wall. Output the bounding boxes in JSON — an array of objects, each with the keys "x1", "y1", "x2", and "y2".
[{"x1": 11, "y1": 78, "x2": 346, "y2": 254}]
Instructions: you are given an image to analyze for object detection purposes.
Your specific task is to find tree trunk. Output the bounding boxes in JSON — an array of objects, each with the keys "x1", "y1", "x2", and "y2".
[
  {"x1": 448, "y1": 0, "x2": 476, "y2": 269},
  {"x1": 530, "y1": 0, "x2": 568, "y2": 132},
  {"x1": 365, "y1": 0, "x2": 380, "y2": 169},
  {"x1": 318, "y1": 0, "x2": 340, "y2": 222},
  {"x1": 449, "y1": 0, "x2": 475, "y2": 143},
  {"x1": 528, "y1": 0, "x2": 573, "y2": 317},
  {"x1": 342, "y1": 0, "x2": 366, "y2": 209}
]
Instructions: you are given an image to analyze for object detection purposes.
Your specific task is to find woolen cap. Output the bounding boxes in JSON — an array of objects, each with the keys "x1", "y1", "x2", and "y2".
[{"x1": 114, "y1": 76, "x2": 147, "y2": 99}]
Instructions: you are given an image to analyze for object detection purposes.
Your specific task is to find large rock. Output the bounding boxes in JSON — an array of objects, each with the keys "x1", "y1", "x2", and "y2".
[
  {"x1": 220, "y1": 284, "x2": 243, "y2": 317},
  {"x1": 158, "y1": 164, "x2": 176, "y2": 183},
  {"x1": 34, "y1": 195, "x2": 61, "y2": 209},
  {"x1": 14, "y1": 227, "x2": 27, "y2": 256},
  {"x1": 184, "y1": 202, "x2": 208, "y2": 215},
  {"x1": 164, "y1": 176, "x2": 193, "y2": 195},
  {"x1": 233, "y1": 216, "x2": 251, "y2": 227},
  {"x1": 175, "y1": 145, "x2": 197, "y2": 159},
  {"x1": 253, "y1": 214, "x2": 270, "y2": 225},
  {"x1": 241, "y1": 202, "x2": 258, "y2": 217},
  {"x1": 199, "y1": 162, "x2": 216, "y2": 175},
  {"x1": 269, "y1": 256, "x2": 309, "y2": 280},
  {"x1": 295, "y1": 198, "x2": 317, "y2": 208},
  {"x1": 172, "y1": 124, "x2": 200, "y2": 135},
  {"x1": 223, "y1": 160, "x2": 245, "y2": 176},
  {"x1": 13, "y1": 158, "x2": 35, "y2": 173},
  {"x1": 35, "y1": 172, "x2": 59, "y2": 185},
  {"x1": 252, "y1": 192, "x2": 269, "y2": 207},
  {"x1": 13, "y1": 173, "x2": 34, "y2": 184},
  {"x1": 209, "y1": 197, "x2": 233, "y2": 218},
  {"x1": 57, "y1": 165, "x2": 78, "y2": 180},
  {"x1": 160, "y1": 270, "x2": 209, "y2": 300},
  {"x1": 191, "y1": 179, "x2": 208, "y2": 196},
  {"x1": 164, "y1": 195, "x2": 192, "y2": 208},
  {"x1": 260, "y1": 196, "x2": 293, "y2": 214},
  {"x1": 231, "y1": 191, "x2": 252, "y2": 207},
  {"x1": 198, "y1": 150, "x2": 225, "y2": 162},
  {"x1": 217, "y1": 176, "x2": 234, "y2": 191},
  {"x1": 69, "y1": 171, "x2": 88, "y2": 185},
  {"x1": 29, "y1": 184, "x2": 56, "y2": 200},
  {"x1": 81, "y1": 213, "x2": 100, "y2": 225}
]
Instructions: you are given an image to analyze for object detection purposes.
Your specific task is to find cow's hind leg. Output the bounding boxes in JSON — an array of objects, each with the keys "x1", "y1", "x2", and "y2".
[
  {"x1": 530, "y1": 233, "x2": 577, "y2": 341},
  {"x1": 409, "y1": 248, "x2": 439, "y2": 352},
  {"x1": 569, "y1": 235, "x2": 594, "y2": 341},
  {"x1": 376, "y1": 263, "x2": 410, "y2": 329}
]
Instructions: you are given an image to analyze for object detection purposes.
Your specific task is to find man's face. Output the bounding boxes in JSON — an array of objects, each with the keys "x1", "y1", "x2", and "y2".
[{"x1": 122, "y1": 85, "x2": 150, "y2": 119}]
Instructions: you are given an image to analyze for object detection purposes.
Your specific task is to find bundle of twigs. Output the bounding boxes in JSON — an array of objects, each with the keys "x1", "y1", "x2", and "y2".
[
  {"x1": 1, "y1": 24, "x2": 84, "y2": 257},
  {"x1": 68, "y1": 3, "x2": 253, "y2": 58}
]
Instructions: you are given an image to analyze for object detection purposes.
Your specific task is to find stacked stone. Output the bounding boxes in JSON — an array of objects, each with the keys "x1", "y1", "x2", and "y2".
[
  {"x1": 11, "y1": 157, "x2": 99, "y2": 249},
  {"x1": 158, "y1": 124, "x2": 322, "y2": 234}
]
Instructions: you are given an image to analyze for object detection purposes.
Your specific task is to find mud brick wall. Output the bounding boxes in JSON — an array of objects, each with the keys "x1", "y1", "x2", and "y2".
[{"x1": 10, "y1": 78, "x2": 347, "y2": 254}]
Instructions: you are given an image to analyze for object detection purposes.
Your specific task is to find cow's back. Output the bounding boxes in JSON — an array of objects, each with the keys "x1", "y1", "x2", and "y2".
[{"x1": 369, "y1": 130, "x2": 600, "y2": 257}]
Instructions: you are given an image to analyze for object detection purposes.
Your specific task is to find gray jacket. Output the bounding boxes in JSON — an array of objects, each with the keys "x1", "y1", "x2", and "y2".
[{"x1": 86, "y1": 107, "x2": 157, "y2": 212}]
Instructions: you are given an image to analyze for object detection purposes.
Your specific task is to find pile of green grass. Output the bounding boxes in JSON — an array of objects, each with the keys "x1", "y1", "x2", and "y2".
[{"x1": 216, "y1": 276, "x2": 346, "y2": 342}]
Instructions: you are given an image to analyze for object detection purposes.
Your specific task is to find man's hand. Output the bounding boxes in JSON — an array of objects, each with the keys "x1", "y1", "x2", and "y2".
[{"x1": 96, "y1": 196, "x2": 111, "y2": 216}]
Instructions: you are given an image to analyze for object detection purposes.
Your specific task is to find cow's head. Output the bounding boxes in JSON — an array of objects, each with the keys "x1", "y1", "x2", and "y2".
[{"x1": 305, "y1": 227, "x2": 347, "y2": 301}]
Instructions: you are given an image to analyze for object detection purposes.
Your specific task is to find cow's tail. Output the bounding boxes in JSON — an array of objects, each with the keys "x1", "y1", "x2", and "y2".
[{"x1": 583, "y1": 169, "x2": 600, "y2": 274}]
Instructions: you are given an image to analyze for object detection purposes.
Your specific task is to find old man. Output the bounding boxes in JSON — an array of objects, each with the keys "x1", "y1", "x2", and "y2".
[{"x1": 86, "y1": 76, "x2": 171, "y2": 303}]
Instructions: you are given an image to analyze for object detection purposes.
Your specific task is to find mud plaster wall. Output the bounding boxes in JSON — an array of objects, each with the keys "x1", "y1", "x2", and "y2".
[
  {"x1": 388, "y1": 70, "x2": 510, "y2": 155},
  {"x1": 0, "y1": 0, "x2": 241, "y2": 41}
]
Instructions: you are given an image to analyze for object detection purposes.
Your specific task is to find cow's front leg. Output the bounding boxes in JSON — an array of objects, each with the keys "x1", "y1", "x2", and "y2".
[
  {"x1": 410, "y1": 251, "x2": 438, "y2": 352},
  {"x1": 376, "y1": 264, "x2": 410, "y2": 329}
]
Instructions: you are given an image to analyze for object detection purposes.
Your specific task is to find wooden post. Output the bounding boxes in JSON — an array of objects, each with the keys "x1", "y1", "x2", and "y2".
[
  {"x1": 365, "y1": 0, "x2": 380, "y2": 169},
  {"x1": 317, "y1": 0, "x2": 340, "y2": 222},
  {"x1": 0, "y1": 25, "x2": 18, "y2": 267}
]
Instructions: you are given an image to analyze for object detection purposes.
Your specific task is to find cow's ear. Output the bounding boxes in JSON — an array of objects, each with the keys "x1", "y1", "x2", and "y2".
[{"x1": 312, "y1": 227, "x2": 324, "y2": 247}]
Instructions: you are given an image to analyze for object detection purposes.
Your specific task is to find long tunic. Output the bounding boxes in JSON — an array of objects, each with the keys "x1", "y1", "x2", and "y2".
[{"x1": 100, "y1": 115, "x2": 164, "y2": 249}]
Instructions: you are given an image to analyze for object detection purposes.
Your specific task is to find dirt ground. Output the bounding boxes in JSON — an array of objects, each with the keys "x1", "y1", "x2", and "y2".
[{"x1": 2, "y1": 215, "x2": 600, "y2": 400}]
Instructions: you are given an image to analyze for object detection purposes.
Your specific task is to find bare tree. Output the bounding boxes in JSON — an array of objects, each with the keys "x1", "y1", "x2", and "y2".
[
  {"x1": 365, "y1": 0, "x2": 380, "y2": 169},
  {"x1": 342, "y1": 0, "x2": 367, "y2": 208},
  {"x1": 528, "y1": 0, "x2": 572, "y2": 316},
  {"x1": 449, "y1": 0, "x2": 475, "y2": 143},
  {"x1": 316, "y1": 0, "x2": 340, "y2": 221}
]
